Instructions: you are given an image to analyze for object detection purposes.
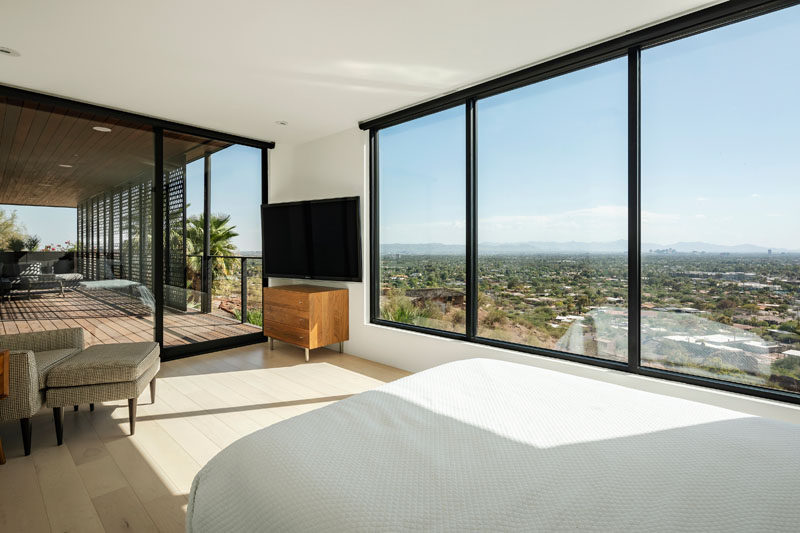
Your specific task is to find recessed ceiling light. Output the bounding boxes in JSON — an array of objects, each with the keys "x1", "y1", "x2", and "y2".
[
  {"x1": 92, "y1": 126, "x2": 112, "y2": 132},
  {"x1": 275, "y1": 120, "x2": 288, "y2": 126},
  {"x1": 58, "y1": 164, "x2": 73, "y2": 168},
  {"x1": 0, "y1": 47, "x2": 20, "y2": 57}
]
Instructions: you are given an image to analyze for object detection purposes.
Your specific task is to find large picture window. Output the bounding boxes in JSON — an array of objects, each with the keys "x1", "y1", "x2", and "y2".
[
  {"x1": 641, "y1": 5, "x2": 800, "y2": 391},
  {"x1": 477, "y1": 58, "x2": 627, "y2": 361},
  {"x1": 369, "y1": 0, "x2": 800, "y2": 403},
  {"x1": 377, "y1": 106, "x2": 466, "y2": 333}
]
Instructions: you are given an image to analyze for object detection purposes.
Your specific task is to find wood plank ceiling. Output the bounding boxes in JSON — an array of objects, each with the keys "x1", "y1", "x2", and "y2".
[{"x1": 0, "y1": 97, "x2": 230, "y2": 208}]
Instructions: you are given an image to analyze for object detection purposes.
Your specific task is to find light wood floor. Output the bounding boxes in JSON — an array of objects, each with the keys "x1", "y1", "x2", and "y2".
[{"x1": 0, "y1": 342, "x2": 410, "y2": 533}]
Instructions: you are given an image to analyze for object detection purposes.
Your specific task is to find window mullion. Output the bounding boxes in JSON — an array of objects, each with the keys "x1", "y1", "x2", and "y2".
[
  {"x1": 627, "y1": 47, "x2": 642, "y2": 372},
  {"x1": 466, "y1": 99, "x2": 478, "y2": 340}
]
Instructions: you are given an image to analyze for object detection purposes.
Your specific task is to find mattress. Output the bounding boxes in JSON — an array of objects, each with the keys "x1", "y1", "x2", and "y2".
[{"x1": 187, "y1": 358, "x2": 800, "y2": 532}]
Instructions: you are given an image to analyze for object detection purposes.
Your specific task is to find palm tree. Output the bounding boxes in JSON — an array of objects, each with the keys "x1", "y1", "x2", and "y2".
[{"x1": 185, "y1": 213, "x2": 240, "y2": 283}]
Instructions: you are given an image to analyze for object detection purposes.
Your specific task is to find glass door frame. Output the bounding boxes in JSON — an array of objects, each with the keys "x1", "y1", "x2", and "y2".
[
  {"x1": 157, "y1": 131, "x2": 271, "y2": 360},
  {"x1": 156, "y1": 130, "x2": 271, "y2": 361}
]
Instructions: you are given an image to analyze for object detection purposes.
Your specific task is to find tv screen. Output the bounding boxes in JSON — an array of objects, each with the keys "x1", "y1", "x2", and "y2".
[{"x1": 262, "y1": 196, "x2": 361, "y2": 281}]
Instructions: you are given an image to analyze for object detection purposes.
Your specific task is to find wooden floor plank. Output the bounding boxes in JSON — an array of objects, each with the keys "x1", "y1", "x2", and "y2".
[
  {"x1": 32, "y1": 444, "x2": 105, "y2": 533},
  {"x1": 154, "y1": 379, "x2": 245, "y2": 449},
  {"x1": 92, "y1": 486, "x2": 159, "y2": 533},
  {"x1": 0, "y1": 422, "x2": 50, "y2": 533}
]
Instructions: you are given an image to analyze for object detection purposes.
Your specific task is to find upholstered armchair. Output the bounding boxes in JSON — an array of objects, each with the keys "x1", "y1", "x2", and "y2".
[{"x1": 0, "y1": 328, "x2": 84, "y2": 455}]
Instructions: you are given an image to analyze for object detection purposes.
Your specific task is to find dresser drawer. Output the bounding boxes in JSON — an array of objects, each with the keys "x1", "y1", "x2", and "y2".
[
  {"x1": 263, "y1": 289, "x2": 309, "y2": 311},
  {"x1": 263, "y1": 304, "x2": 309, "y2": 329},
  {"x1": 264, "y1": 320, "x2": 309, "y2": 347}
]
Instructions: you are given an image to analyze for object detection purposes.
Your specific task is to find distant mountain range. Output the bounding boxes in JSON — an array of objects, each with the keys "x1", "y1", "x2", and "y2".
[{"x1": 380, "y1": 240, "x2": 800, "y2": 255}]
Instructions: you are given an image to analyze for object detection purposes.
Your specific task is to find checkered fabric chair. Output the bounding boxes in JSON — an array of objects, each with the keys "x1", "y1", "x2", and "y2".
[{"x1": 0, "y1": 328, "x2": 84, "y2": 455}]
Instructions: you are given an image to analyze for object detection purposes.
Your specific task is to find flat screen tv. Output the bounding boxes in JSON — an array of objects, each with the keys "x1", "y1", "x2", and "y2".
[{"x1": 262, "y1": 196, "x2": 362, "y2": 281}]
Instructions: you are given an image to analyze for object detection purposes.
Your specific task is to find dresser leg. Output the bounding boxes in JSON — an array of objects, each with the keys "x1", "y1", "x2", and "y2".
[
  {"x1": 305, "y1": 348, "x2": 309, "y2": 362},
  {"x1": 270, "y1": 338, "x2": 274, "y2": 350},
  {"x1": 338, "y1": 342, "x2": 343, "y2": 354}
]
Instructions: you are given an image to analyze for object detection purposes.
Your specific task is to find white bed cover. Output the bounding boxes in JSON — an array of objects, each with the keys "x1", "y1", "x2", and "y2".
[{"x1": 187, "y1": 358, "x2": 800, "y2": 532}]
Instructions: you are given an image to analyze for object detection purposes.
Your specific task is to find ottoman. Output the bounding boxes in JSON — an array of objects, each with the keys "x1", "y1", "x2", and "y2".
[{"x1": 45, "y1": 342, "x2": 160, "y2": 444}]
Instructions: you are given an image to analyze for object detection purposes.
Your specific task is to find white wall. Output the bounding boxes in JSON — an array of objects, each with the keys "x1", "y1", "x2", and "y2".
[{"x1": 268, "y1": 127, "x2": 800, "y2": 425}]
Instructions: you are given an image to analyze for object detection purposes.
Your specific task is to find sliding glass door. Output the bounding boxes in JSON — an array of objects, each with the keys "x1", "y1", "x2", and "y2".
[
  {"x1": 162, "y1": 131, "x2": 264, "y2": 349},
  {"x1": 0, "y1": 86, "x2": 271, "y2": 359}
]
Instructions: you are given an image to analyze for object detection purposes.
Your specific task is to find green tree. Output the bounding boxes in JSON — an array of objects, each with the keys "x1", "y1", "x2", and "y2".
[
  {"x1": 7, "y1": 237, "x2": 25, "y2": 252},
  {"x1": 24, "y1": 235, "x2": 40, "y2": 251},
  {"x1": 0, "y1": 208, "x2": 26, "y2": 250}
]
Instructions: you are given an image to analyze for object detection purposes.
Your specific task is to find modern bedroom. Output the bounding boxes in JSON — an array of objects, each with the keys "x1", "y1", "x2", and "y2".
[{"x1": 1, "y1": 1, "x2": 799, "y2": 532}]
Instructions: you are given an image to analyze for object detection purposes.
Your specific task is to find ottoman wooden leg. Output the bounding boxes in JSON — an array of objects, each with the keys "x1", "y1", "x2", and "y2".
[
  {"x1": 128, "y1": 398, "x2": 137, "y2": 435},
  {"x1": 20, "y1": 418, "x2": 32, "y2": 456},
  {"x1": 53, "y1": 408, "x2": 64, "y2": 446},
  {"x1": 0, "y1": 437, "x2": 5, "y2": 464},
  {"x1": 150, "y1": 378, "x2": 156, "y2": 404}
]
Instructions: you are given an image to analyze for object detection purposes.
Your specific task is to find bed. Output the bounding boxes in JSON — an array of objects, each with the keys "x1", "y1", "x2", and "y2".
[{"x1": 187, "y1": 358, "x2": 800, "y2": 532}]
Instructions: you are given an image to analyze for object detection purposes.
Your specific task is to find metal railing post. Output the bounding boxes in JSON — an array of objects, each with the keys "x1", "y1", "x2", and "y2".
[{"x1": 241, "y1": 257, "x2": 247, "y2": 324}]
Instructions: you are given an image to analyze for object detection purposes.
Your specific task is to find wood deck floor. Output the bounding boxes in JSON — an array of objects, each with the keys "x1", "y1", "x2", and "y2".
[
  {"x1": 0, "y1": 343, "x2": 410, "y2": 532},
  {"x1": 0, "y1": 288, "x2": 261, "y2": 347}
]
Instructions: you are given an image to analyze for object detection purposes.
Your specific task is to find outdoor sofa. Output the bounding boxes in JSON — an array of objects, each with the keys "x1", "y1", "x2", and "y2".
[{"x1": 0, "y1": 260, "x2": 83, "y2": 301}]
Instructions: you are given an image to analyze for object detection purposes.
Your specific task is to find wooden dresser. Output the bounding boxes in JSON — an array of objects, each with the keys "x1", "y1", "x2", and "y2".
[{"x1": 262, "y1": 285, "x2": 349, "y2": 361}]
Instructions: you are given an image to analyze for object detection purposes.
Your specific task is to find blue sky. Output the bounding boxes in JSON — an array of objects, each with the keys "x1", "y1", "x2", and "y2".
[
  {"x1": 185, "y1": 144, "x2": 262, "y2": 252},
  {"x1": 379, "y1": 4, "x2": 800, "y2": 249},
  {"x1": 2, "y1": 144, "x2": 262, "y2": 252},
  {"x1": 0, "y1": 205, "x2": 76, "y2": 248}
]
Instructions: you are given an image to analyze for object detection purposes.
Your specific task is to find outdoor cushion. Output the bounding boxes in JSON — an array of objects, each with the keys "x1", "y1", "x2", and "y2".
[
  {"x1": 46, "y1": 342, "x2": 159, "y2": 388},
  {"x1": 55, "y1": 273, "x2": 83, "y2": 282},
  {"x1": 34, "y1": 348, "x2": 82, "y2": 389},
  {"x1": 38, "y1": 260, "x2": 56, "y2": 274},
  {"x1": 19, "y1": 263, "x2": 41, "y2": 277},
  {"x1": 54, "y1": 259, "x2": 73, "y2": 274}
]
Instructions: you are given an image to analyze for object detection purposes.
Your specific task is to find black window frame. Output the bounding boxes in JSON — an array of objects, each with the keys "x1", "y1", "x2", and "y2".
[{"x1": 363, "y1": 0, "x2": 800, "y2": 405}]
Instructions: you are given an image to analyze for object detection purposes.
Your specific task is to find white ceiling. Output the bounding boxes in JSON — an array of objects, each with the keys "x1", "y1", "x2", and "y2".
[{"x1": 1, "y1": 0, "x2": 722, "y2": 146}]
